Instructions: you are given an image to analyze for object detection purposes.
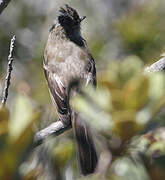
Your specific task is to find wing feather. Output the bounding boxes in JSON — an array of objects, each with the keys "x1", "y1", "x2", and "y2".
[{"x1": 44, "y1": 68, "x2": 68, "y2": 115}]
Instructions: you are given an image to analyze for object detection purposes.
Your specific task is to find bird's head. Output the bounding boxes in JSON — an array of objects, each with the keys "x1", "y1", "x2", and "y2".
[{"x1": 57, "y1": 5, "x2": 86, "y2": 34}]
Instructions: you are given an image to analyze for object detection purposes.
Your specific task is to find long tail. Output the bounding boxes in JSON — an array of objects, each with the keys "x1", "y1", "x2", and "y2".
[{"x1": 72, "y1": 113, "x2": 98, "y2": 175}]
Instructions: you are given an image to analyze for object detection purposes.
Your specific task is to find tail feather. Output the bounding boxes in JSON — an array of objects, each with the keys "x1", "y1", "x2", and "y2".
[{"x1": 73, "y1": 113, "x2": 98, "y2": 175}]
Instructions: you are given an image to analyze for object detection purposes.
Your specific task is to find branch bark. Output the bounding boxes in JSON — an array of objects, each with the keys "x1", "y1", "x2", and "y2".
[
  {"x1": 1, "y1": 35, "x2": 16, "y2": 107},
  {"x1": 0, "y1": 0, "x2": 12, "y2": 15},
  {"x1": 33, "y1": 121, "x2": 71, "y2": 147},
  {"x1": 145, "y1": 56, "x2": 165, "y2": 73}
]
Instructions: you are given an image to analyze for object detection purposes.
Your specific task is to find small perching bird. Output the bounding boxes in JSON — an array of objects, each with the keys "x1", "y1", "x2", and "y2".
[{"x1": 43, "y1": 4, "x2": 98, "y2": 175}]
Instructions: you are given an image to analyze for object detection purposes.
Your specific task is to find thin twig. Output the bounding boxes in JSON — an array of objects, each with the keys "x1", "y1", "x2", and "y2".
[
  {"x1": 0, "y1": 0, "x2": 12, "y2": 14},
  {"x1": 1, "y1": 35, "x2": 16, "y2": 107}
]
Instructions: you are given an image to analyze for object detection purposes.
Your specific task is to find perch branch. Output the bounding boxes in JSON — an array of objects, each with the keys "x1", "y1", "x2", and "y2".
[
  {"x1": 145, "y1": 56, "x2": 165, "y2": 72},
  {"x1": 33, "y1": 121, "x2": 71, "y2": 147},
  {"x1": 33, "y1": 57, "x2": 165, "y2": 147},
  {"x1": 0, "y1": 0, "x2": 12, "y2": 14},
  {"x1": 1, "y1": 35, "x2": 16, "y2": 107}
]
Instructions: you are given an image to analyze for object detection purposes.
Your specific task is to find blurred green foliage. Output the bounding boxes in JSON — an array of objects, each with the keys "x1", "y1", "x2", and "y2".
[
  {"x1": 74, "y1": 57, "x2": 165, "y2": 180},
  {"x1": 116, "y1": 1, "x2": 165, "y2": 62},
  {"x1": 0, "y1": 101, "x2": 40, "y2": 179}
]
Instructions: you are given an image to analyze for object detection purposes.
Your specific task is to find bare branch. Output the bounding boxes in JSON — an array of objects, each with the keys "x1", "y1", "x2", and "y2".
[
  {"x1": 33, "y1": 121, "x2": 71, "y2": 147},
  {"x1": 1, "y1": 35, "x2": 16, "y2": 107},
  {"x1": 0, "y1": 0, "x2": 12, "y2": 14},
  {"x1": 145, "y1": 56, "x2": 165, "y2": 73}
]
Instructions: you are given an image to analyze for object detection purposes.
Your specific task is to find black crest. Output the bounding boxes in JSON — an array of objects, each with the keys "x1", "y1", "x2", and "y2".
[
  {"x1": 58, "y1": 4, "x2": 86, "y2": 29},
  {"x1": 59, "y1": 4, "x2": 80, "y2": 22}
]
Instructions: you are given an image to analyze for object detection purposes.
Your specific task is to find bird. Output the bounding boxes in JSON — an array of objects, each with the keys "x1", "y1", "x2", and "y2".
[{"x1": 43, "y1": 4, "x2": 98, "y2": 175}]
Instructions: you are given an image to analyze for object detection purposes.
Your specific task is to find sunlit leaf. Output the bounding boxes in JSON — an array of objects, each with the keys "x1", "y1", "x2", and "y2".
[
  {"x1": 113, "y1": 110, "x2": 142, "y2": 141},
  {"x1": 9, "y1": 94, "x2": 34, "y2": 141},
  {"x1": 123, "y1": 75, "x2": 149, "y2": 110},
  {"x1": 52, "y1": 140, "x2": 75, "y2": 167}
]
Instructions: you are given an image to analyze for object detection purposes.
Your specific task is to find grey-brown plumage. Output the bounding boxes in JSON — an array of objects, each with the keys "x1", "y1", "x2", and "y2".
[{"x1": 43, "y1": 5, "x2": 97, "y2": 175}]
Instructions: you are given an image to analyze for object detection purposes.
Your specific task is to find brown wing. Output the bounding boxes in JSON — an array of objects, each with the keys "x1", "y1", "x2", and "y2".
[{"x1": 43, "y1": 66, "x2": 69, "y2": 118}]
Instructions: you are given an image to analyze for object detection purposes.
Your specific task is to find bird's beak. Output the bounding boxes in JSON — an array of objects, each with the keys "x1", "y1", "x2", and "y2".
[{"x1": 80, "y1": 16, "x2": 86, "y2": 22}]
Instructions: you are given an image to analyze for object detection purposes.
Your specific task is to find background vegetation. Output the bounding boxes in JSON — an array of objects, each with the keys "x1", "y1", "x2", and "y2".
[{"x1": 1, "y1": 0, "x2": 165, "y2": 179}]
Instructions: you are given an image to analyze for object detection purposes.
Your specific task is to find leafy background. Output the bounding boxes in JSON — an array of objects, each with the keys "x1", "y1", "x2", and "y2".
[{"x1": 1, "y1": 0, "x2": 165, "y2": 179}]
